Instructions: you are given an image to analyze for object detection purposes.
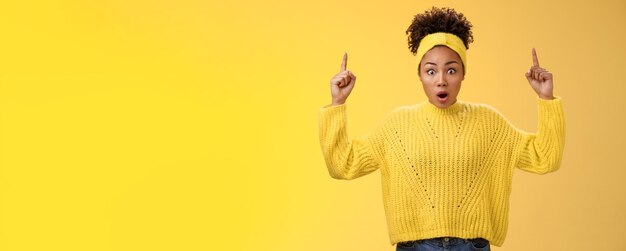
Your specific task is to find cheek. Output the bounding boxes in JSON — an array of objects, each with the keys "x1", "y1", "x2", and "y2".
[
  {"x1": 419, "y1": 73, "x2": 433, "y2": 84},
  {"x1": 420, "y1": 81, "x2": 432, "y2": 93},
  {"x1": 420, "y1": 79, "x2": 435, "y2": 89},
  {"x1": 451, "y1": 79, "x2": 463, "y2": 93}
]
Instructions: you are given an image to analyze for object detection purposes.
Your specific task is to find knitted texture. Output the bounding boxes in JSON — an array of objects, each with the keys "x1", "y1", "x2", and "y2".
[{"x1": 318, "y1": 97, "x2": 565, "y2": 247}]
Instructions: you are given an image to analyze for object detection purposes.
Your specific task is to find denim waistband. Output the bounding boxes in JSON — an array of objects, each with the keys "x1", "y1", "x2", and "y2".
[{"x1": 399, "y1": 236, "x2": 488, "y2": 247}]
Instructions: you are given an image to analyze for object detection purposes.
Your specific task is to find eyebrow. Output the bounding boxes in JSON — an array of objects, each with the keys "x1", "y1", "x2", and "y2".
[{"x1": 424, "y1": 61, "x2": 459, "y2": 66}]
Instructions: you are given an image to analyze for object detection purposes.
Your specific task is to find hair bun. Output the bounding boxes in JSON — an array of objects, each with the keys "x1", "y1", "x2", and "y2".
[{"x1": 406, "y1": 6, "x2": 474, "y2": 55}]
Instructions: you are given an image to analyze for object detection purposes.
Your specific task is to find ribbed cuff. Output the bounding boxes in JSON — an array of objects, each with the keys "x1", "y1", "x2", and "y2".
[
  {"x1": 537, "y1": 96, "x2": 564, "y2": 121},
  {"x1": 321, "y1": 102, "x2": 346, "y2": 109},
  {"x1": 320, "y1": 103, "x2": 347, "y2": 124},
  {"x1": 319, "y1": 103, "x2": 347, "y2": 147}
]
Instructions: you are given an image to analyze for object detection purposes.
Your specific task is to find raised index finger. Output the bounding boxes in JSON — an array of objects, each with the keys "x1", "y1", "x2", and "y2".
[
  {"x1": 532, "y1": 48, "x2": 540, "y2": 67},
  {"x1": 340, "y1": 52, "x2": 347, "y2": 72}
]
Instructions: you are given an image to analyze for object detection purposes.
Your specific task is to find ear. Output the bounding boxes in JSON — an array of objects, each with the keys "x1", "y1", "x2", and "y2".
[
  {"x1": 461, "y1": 67, "x2": 466, "y2": 80},
  {"x1": 417, "y1": 66, "x2": 423, "y2": 82}
]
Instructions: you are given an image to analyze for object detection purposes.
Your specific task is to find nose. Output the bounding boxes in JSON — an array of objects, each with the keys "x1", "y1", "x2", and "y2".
[{"x1": 436, "y1": 73, "x2": 447, "y2": 87}]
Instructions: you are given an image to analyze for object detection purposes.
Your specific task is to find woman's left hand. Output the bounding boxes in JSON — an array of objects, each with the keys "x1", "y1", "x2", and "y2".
[{"x1": 525, "y1": 48, "x2": 554, "y2": 100}]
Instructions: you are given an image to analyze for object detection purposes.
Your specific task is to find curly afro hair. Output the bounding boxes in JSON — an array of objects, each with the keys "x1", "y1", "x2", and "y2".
[{"x1": 406, "y1": 6, "x2": 474, "y2": 55}]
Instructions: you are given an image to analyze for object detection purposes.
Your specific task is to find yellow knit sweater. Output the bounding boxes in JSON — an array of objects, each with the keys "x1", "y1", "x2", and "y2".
[{"x1": 318, "y1": 97, "x2": 565, "y2": 247}]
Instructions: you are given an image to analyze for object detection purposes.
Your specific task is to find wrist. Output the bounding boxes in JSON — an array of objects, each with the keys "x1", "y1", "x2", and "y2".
[
  {"x1": 538, "y1": 94, "x2": 555, "y2": 100},
  {"x1": 331, "y1": 99, "x2": 346, "y2": 106}
]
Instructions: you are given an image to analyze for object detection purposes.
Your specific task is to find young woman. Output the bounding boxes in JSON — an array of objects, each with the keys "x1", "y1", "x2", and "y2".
[{"x1": 318, "y1": 7, "x2": 565, "y2": 251}]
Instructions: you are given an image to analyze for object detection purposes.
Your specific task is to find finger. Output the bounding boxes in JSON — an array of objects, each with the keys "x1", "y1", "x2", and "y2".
[
  {"x1": 529, "y1": 68, "x2": 536, "y2": 80},
  {"x1": 532, "y1": 48, "x2": 540, "y2": 67},
  {"x1": 331, "y1": 77, "x2": 341, "y2": 86},
  {"x1": 342, "y1": 73, "x2": 352, "y2": 87},
  {"x1": 535, "y1": 70, "x2": 543, "y2": 80},
  {"x1": 532, "y1": 66, "x2": 546, "y2": 74},
  {"x1": 535, "y1": 67, "x2": 548, "y2": 74},
  {"x1": 332, "y1": 75, "x2": 344, "y2": 87},
  {"x1": 348, "y1": 72, "x2": 356, "y2": 84},
  {"x1": 340, "y1": 52, "x2": 347, "y2": 72},
  {"x1": 339, "y1": 72, "x2": 347, "y2": 87},
  {"x1": 539, "y1": 71, "x2": 552, "y2": 81},
  {"x1": 348, "y1": 71, "x2": 356, "y2": 79}
]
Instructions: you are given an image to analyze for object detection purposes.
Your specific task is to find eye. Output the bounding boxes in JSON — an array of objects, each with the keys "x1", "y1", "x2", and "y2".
[
  {"x1": 447, "y1": 68, "x2": 456, "y2": 74},
  {"x1": 426, "y1": 69, "x2": 435, "y2": 75}
]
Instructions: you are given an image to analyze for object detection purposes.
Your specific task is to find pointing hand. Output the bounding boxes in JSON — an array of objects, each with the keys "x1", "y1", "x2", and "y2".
[
  {"x1": 524, "y1": 48, "x2": 554, "y2": 100},
  {"x1": 329, "y1": 52, "x2": 357, "y2": 105}
]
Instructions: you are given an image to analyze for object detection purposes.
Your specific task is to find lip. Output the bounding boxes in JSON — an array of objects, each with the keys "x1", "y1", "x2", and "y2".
[{"x1": 436, "y1": 91, "x2": 449, "y2": 103}]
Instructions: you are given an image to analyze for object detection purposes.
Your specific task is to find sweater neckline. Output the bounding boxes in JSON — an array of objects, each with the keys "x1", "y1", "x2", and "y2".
[{"x1": 422, "y1": 99, "x2": 465, "y2": 115}]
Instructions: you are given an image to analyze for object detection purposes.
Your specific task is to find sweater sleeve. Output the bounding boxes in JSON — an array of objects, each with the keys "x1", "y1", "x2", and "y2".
[
  {"x1": 318, "y1": 103, "x2": 382, "y2": 180},
  {"x1": 514, "y1": 96, "x2": 566, "y2": 174}
]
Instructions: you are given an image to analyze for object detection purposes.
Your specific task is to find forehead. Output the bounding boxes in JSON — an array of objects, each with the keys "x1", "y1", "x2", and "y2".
[{"x1": 421, "y1": 45, "x2": 462, "y2": 63}]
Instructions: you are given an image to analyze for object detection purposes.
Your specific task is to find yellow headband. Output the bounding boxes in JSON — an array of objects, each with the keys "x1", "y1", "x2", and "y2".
[{"x1": 416, "y1": 32, "x2": 467, "y2": 73}]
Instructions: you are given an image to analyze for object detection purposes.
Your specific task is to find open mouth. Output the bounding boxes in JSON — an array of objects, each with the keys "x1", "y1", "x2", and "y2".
[{"x1": 435, "y1": 91, "x2": 449, "y2": 103}]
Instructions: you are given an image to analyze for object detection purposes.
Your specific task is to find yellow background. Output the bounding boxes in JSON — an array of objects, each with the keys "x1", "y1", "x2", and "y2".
[{"x1": 0, "y1": 0, "x2": 624, "y2": 250}]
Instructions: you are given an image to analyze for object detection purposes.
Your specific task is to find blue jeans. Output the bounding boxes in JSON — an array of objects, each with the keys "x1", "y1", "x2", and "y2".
[{"x1": 396, "y1": 236, "x2": 490, "y2": 251}]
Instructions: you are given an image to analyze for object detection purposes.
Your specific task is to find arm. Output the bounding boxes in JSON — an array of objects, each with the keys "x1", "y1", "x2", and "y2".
[
  {"x1": 318, "y1": 103, "x2": 381, "y2": 180},
  {"x1": 515, "y1": 97, "x2": 566, "y2": 174},
  {"x1": 318, "y1": 53, "x2": 380, "y2": 179},
  {"x1": 516, "y1": 48, "x2": 565, "y2": 174}
]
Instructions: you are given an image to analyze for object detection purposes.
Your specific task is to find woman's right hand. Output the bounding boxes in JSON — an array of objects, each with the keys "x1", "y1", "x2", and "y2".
[{"x1": 329, "y1": 52, "x2": 356, "y2": 106}]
